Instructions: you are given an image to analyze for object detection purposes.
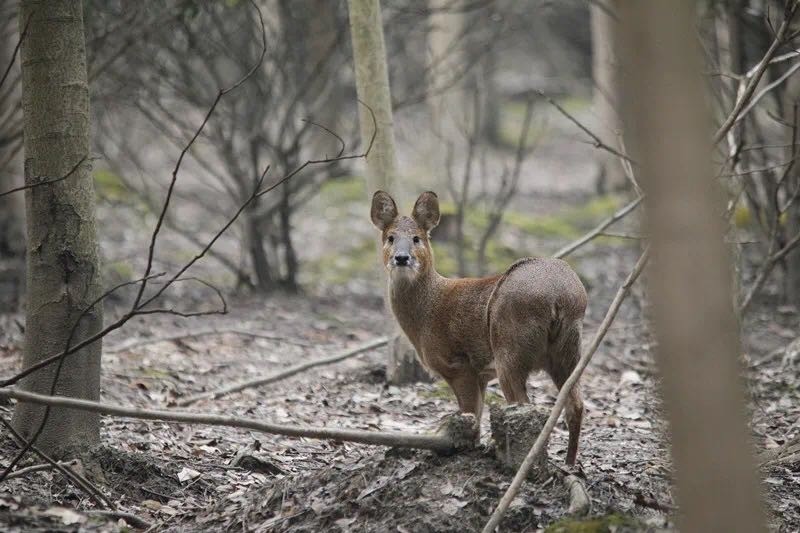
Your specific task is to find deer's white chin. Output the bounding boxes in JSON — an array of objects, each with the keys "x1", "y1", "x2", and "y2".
[{"x1": 388, "y1": 265, "x2": 419, "y2": 283}]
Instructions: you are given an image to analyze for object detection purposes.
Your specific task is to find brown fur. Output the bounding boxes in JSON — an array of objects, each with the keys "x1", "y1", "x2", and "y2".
[{"x1": 371, "y1": 191, "x2": 588, "y2": 465}]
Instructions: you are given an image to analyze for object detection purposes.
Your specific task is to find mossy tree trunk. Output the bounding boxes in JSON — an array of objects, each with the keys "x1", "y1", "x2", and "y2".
[
  {"x1": 617, "y1": 2, "x2": 765, "y2": 532},
  {"x1": 348, "y1": 0, "x2": 428, "y2": 384},
  {"x1": 11, "y1": 0, "x2": 104, "y2": 458}
]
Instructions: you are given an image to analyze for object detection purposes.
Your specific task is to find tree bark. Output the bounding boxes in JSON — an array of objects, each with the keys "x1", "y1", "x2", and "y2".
[
  {"x1": 590, "y1": 0, "x2": 626, "y2": 192},
  {"x1": 11, "y1": 0, "x2": 104, "y2": 457},
  {"x1": 617, "y1": 2, "x2": 766, "y2": 532},
  {"x1": 348, "y1": 0, "x2": 428, "y2": 384}
]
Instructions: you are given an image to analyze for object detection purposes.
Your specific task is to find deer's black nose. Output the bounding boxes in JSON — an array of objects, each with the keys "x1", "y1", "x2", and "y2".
[{"x1": 394, "y1": 254, "x2": 410, "y2": 266}]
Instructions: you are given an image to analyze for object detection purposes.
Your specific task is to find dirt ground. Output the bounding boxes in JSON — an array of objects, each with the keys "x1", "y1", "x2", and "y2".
[{"x1": 1, "y1": 237, "x2": 798, "y2": 531}]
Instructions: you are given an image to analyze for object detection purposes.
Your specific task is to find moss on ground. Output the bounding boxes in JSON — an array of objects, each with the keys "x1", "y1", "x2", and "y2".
[
  {"x1": 305, "y1": 174, "x2": 618, "y2": 286},
  {"x1": 544, "y1": 513, "x2": 645, "y2": 533}
]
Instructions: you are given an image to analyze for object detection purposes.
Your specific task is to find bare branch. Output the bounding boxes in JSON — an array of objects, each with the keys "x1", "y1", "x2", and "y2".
[
  {"x1": 0, "y1": 10, "x2": 31, "y2": 91},
  {"x1": 176, "y1": 336, "x2": 389, "y2": 407},
  {"x1": 713, "y1": 2, "x2": 800, "y2": 145},
  {"x1": 531, "y1": 89, "x2": 635, "y2": 163},
  {"x1": 0, "y1": 388, "x2": 462, "y2": 453},
  {"x1": 553, "y1": 196, "x2": 644, "y2": 258},
  {"x1": 0, "y1": 156, "x2": 86, "y2": 199}
]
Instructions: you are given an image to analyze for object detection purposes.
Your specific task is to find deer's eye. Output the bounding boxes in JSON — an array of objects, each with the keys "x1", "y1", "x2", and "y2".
[
  {"x1": 413, "y1": 236, "x2": 421, "y2": 244},
  {"x1": 387, "y1": 235, "x2": 394, "y2": 244}
]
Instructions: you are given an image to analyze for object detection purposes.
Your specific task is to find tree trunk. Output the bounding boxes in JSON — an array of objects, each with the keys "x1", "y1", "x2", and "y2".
[
  {"x1": 279, "y1": 182, "x2": 298, "y2": 293},
  {"x1": 617, "y1": 2, "x2": 766, "y2": 532},
  {"x1": 590, "y1": 0, "x2": 626, "y2": 192},
  {"x1": 245, "y1": 205, "x2": 273, "y2": 293},
  {"x1": 0, "y1": 5, "x2": 25, "y2": 313},
  {"x1": 12, "y1": 0, "x2": 104, "y2": 458},
  {"x1": 348, "y1": 0, "x2": 428, "y2": 384}
]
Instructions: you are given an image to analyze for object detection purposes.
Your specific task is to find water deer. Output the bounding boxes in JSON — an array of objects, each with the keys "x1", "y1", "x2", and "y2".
[{"x1": 371, "y1": 190, "x2": 588, "y2": 465}]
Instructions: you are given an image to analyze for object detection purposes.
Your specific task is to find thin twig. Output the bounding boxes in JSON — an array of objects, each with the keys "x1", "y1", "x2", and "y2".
[
  {"x1": 0, "y1": 10, "x2": 32, "y2": 91},
  {"x1": 0, "y1": 418, "x2": 113, "y2": 509},
  {"x1": 3, "y1": 461, "x2": 63, "y2": 480},
  {"x1": 107, "y1": 328, "x2": 310, "y2": 354},
  {"x1": 713, "y1": 2, "x2": 799, "y2": 145},
  {"x1": 85, "y1": 510, "x2": 153, "y2": 530},
  {"x1": 0, "y1": 388, "x2": 460, "y2": 453},
  {"x1": 740, "y1": 229, "x2": 800, "y2": 313},
  {"x1": 133, "y1": 0, "x2": 267, "y2": 309},
  {"x1": 531, "y1": 89, "x2": 634, "y2": 163},
  {"x1": 482, "y1": 248, "x2": 650, "y2": 532},
  {"x1": 553, "y1": 196, "x2": 643, "y2": 258},
  {"x1": 0, "y1": 156, "x2": 86, "y2": 199},
  {"x1": 176, "y1": 337, "x2": 389, "y2": 407}
]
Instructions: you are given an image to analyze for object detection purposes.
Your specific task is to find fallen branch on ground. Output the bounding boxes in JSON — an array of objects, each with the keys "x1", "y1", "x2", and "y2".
[
  {"x1": 176, "y1": 337, "x2": 389, "y2": 407},
  {"x1": 107, "y1": 327, "x2": 311, "y2": 354},
  {"x1": 553, "y1": 196, "x2": 643, "y2": 259},
  {"x1": 482, "y1": 248, "x2": 650, "y2": 533},
  {"x1": 3, "y1": 460, "x2": 73, "y2": 481},
  {"x1": 85, "y1": 510, "x2": 153, "y2": 530},
  {"x1": 0, "y1": 388, "x2": 464, "y2": 453}
]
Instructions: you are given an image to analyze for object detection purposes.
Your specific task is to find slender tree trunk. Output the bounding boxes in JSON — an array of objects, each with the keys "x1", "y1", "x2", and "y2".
[
  {"x1": 12, "y1": 0, "x2": 104, "y2": 457},
  {"x1": 617, "y1": 2, "x2": 766, "y2": 532},
  {"x1": 591, "y1": 0, "x2": 626, "y2": 192},
  {"x1": 0, "y1": 5, "x2": 25, "y2": 313},
  {"x1": 279, "y1": 182, "x2": 298, "y2": 293},
  {"x1": 245, "y1": 205, "x2": 273, "y2": 293},
  {"x1": 348, "y1": 0, "x2": 428, "y2": 384}
]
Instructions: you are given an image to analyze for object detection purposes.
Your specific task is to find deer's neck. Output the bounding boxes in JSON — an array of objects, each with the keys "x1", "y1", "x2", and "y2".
[{"x1": 387, "y1": 268, "x2": 442, "y2": 348}]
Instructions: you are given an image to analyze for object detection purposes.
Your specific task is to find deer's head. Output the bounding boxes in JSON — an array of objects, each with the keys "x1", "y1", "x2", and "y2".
[{"x1": 371, "y1": 190, "x2": 439, "y2": 284}]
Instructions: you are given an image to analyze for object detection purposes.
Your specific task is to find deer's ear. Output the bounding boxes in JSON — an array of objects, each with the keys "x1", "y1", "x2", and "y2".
[
  {"x1": 412, "y1": 191, "x2": 440, "y2": 232},
  {"x1": 371, "y1": 190, "x2": 398, "y2": 231}
]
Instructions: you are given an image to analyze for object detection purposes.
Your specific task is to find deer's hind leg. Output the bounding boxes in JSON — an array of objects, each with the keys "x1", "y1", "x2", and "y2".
[
  {"x1": 548, "y1": 324, "x2": 584, "y2": 466},
  {"x1": 493, "y1": 326, "x2": 549, "y2": 405}
]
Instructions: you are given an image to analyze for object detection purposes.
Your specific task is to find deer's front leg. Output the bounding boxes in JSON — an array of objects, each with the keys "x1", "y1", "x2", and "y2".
[{"x1": 445, "y1": 370, "x2": 486, "y2": 422}]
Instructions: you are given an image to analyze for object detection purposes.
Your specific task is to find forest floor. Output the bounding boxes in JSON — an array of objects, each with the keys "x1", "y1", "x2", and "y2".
[
  {"x1": 1, "y1": 239, "x2": 798, "y2": 532},
  {"x1": 1, "y1": 99, "x2": 799, "y2": 531}
]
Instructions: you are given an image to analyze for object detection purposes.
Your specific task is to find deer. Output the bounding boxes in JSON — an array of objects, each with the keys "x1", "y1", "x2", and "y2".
[{"x1": 371, "y1": 190, "x2": 588, "y2": 465}]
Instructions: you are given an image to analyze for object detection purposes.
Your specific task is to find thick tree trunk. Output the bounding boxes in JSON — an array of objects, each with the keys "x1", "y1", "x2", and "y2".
[
  {"x1": 12, "y1": 0, "x2": 104, "y2": 457},
  {"x1": 348, "y1": 0, "x2": 427, "y2": 384},
  {"x1": 617, "y1": 2, "x2": 766, "y2": 532},
  {"x1": 0, "y1": 5, "x2": 25, "y2": 313},
  {"x1": 590, "y1": 0, "x2": 626, "y2": 192}
]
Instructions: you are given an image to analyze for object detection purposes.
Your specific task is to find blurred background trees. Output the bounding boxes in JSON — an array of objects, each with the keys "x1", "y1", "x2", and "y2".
[{"x1": 1, "y1": 0, "x2": 799, "y2": 330}]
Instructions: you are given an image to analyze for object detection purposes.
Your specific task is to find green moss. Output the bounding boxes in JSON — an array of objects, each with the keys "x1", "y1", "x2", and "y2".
[
  {"x1": 93, "y1": 169, "x2": 128, "y2": 202},
  {"x1": 544, "y1": 513, "x2": 644, "y2": 533},
  {"x1": 106, "y1": 260, "x2": 134, "y2": 281},
  {"x1": 320, "y1": 176, "x2": 367, "y2": 204},
  {"x1": 734, "y1": 204, "x2": 752, "y2": 228},
  {"x1": 504, "y1": 210, "x2": 580, "y2": 239},
  {"x1": 421, "y1": 380, "x2": 456, "y2": 400},
  {"x1": 304, "y1": 237, "x2": 377, "y2": 287}
]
